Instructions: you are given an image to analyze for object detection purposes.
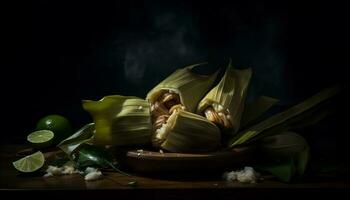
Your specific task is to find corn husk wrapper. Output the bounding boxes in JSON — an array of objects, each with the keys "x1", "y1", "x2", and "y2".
[
  {"x1": 197, "y1": 61, "x2": 252, "y2": 134},
  {"x1": 147, "y1": 63, "x2": 219, "y2": 113},
  {"x1": 82, "y1": 95, "x2": 152, "y2": 146},
  {"x1": 228, "y1": 85, "x2": 342, "y2": 148},
  {"x1": 153, "y1": 110, "x2": 221, "y2": 153}
]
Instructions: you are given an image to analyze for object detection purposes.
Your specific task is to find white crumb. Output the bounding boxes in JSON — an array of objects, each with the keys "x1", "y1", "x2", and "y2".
[
  {"x1": 137, "y1": 149, "x2": 144, "y2": 153},
  {"x1": 159, "y1": 149, "x2": 164, "y2": 154},
  {"x1": 43, "y1": 163, "x2": 79, "y2": 177},
  {"x1": 223, "y1": 167, "x2": 259, "y2": 184},
  {"x1": 138, "y1": 106, "x2": 143, "y2": 110},
  {"x1": 44, "y1": 165, "x2": 103, "y2": 181},
  {"x1": 46, "y1": 165, "x2": 63, "y2": 176},
  {"x1": 84, "y1": 171, "x2": 103, "y2": 181},
  {"x1": 62, "y1": 165, "x2": 79, "y2": 174}
]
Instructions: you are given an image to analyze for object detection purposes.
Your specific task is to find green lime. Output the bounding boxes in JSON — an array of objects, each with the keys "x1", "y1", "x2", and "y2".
[
  {"x1": 27, "y1": 130, "x2": 54, "y2": 149},
  {"x1": 12, "y1": 151, "x2": 45, "y2": 173},
  {"x1": 36, "y1": 115, "x2": 72, "y2": 144}
]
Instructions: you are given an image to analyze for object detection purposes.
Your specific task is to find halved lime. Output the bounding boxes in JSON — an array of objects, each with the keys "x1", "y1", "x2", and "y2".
[
  {"x1": 12, "y1": 151, "x2": 45, "y2": 173},
  {"x1": 27, "y1": 130, "x2": 54, "y2": 148}
]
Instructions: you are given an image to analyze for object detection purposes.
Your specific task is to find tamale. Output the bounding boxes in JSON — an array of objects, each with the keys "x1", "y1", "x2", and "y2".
[
  {"x1": 82, "y1": 95, "x2": 152, "y2": 146},
  {"x1": 197, "y1": 60, "x2": 252, "y2": 134},
  {"x1": 146, "y1": 63, "x2": 219, "y2": 149},
  {"x1": 152, "y1": 109, "x2": 221, "y2": 153},
  {"x1": 146, "y1": 62, "x2": 218, "y2": 114}
]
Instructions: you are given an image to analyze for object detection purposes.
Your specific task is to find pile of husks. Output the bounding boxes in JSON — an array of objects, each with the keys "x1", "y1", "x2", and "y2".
[
  {"x1": 81, "y1": 61, "x2": 252, "y2": 153},
  {"x1": 56, "y1": 60, "x2": 341, "y2": 182}
]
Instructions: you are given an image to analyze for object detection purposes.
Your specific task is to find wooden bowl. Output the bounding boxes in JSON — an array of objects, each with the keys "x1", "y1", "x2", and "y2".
[{"x1": 123, "y1": 146, "x2": 256, "y2": 173}]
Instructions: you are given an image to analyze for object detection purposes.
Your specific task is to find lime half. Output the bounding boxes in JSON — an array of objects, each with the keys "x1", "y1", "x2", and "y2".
[
  {"x1": 12, "y1": 151, "x2": 45, "y2": 173},
  {"x1": 27, "y1": 130, "x2": 54, "y2": 148}
]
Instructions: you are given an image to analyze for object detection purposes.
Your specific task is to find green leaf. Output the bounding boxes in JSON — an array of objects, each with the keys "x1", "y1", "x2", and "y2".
[
  {"x1": 255, "y1": 132, "x2": 310, "y2": 182},
  {"x1": 257, "y1": 158, "x2": 295, "y2": 183},
  {"x1": 296, "y1": 145, "x2": 310, "y2": 177},
  {"x1": 57, "y1": 123, "x2": 95, "y2": 156},
  {"x1": 73, "y1": 144, "x2": 130, "y2": 176},
  {"x1": 259, "y1": 132, "x2": 309, "y2": 158},
  {"x1": 228, "y1": 85, "x2": 341, "y2": 148}
]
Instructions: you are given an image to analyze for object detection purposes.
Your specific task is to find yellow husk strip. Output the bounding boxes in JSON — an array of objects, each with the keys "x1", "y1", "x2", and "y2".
[
  {"x1": 197, "y1": 61, "x2": 252, "y2": 134},
  {"x1": 82, "y1": 95, "x2": 152, "y2": 146},
  {"x1": 147, "y1": 63, "x2": 219, "y2": 113},
  {"x1": 158, "y1": 110, "x2": 221, "y2": 153}
]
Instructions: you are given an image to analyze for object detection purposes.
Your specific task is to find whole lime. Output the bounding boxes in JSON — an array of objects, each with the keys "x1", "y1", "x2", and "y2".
[{"x1": 36, "y1": 115, "x2": 73, "y2": 144}]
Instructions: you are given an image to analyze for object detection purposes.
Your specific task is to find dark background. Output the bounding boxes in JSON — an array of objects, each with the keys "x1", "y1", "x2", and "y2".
[{"x1": 1, "y1": 1, "x2": 349, "y2": 165}]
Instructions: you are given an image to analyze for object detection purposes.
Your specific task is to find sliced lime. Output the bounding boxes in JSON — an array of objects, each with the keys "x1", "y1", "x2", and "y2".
[
  {"x1": 12, "y1": 151, "x2": 45, "y2": 173},
  {"x1": 27, "y1": 130, "x2": 54, "y2": 148}
]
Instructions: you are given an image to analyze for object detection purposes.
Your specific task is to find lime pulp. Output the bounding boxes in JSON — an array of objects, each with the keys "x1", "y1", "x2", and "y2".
[
  {"x1": 27, "y1": 130, "x2": 54, "y2": 148},
  {"x1": 12, "y1": 151, "x2": 45, "y2": 173}
]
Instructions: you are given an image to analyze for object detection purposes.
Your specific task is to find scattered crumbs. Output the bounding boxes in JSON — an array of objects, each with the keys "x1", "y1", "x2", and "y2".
[
  {"x1": 62, "y1": 166, "x2": 76, "y2": 174},
  {"x1": 159, "y1": 149, "x2": 164, "y2": 154},
  {"x1": 44, "y1": 165, "x2": 104, "y2": 182},
  {"x1": 44, "y1": 164, "x2": 80, "y2": 177},
  {"x1": 45, "y1": 166, "x2": 62, "y2": 176},
  {"x1": 223, "y1": 167, "x2": 259, "y2": 184},
  {"x1": 85, "y1": 171, "x2": 103, "y2": 181}
]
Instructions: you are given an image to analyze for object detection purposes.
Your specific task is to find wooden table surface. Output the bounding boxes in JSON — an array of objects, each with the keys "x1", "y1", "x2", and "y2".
[{"x1": 1, "y1": 144, "x2": 350, "y2": 198}]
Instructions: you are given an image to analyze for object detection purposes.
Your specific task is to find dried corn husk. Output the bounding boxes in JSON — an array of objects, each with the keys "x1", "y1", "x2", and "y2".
[
  {"x1": 228, "y1": 85, "x2": 342, "y2": 148},
  {"x1": 153, "y1": 110, "x2": 221, "y2": 153},
  {"x1": 197, "y1": 61, "x2": 252, "y2": 133},
  {"x1": 147, "y1": 63, "x2": 218, "y2": 113},
  {"x1": 82, "y1": 95, "x2": 152, "y2": 146},
  {"x1": 241, "y1": 96, "x2": 279, "y2": 128}
]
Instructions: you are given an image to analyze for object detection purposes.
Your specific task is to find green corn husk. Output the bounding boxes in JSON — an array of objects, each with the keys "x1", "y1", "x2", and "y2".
[
  {"x1": 197, "y1": 60, "x2": 252, "y2": 133},
  {"x1": 241, "y1": 96, "x2": 279, "y2": 128},
  {"x1": 228, "y1": 85, "x2": 342, "y2": 148},
  {"x1": 82, "y1": 95, "x2": 152, "y2": 146},
  {"x1": 153, "y1": 110, "x2": 221, "y2": 153},
  {"x1": 256, "y1": 132, "x2": 310, "y2": 182},
  {"x1": 146, "y1": 63, "x2": 219, "y2": 113}
]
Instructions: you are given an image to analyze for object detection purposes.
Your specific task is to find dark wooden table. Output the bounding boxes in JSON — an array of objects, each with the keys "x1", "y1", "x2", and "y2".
[{"x1": 1, "y1": 145, "x2": 349, "y2": 199}]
